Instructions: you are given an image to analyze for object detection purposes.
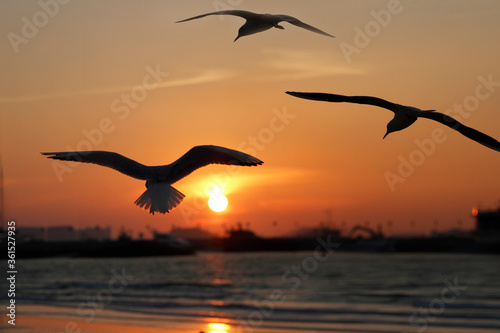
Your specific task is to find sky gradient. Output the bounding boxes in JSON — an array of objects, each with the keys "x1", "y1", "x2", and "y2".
[{"x1": 1, "y1": 0, "x2": 500, "y2": 238}]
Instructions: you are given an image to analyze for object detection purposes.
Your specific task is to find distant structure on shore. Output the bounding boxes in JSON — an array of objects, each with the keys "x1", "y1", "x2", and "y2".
[
  {"x1": 170, "y1": 226, "x2": 214, "y2": 240},
  {"x1": 18, "y1": 225, "x2": 111, "y2": 242},
  {"x1": 473, "y1": 206, "x2": 500, "y2": 237}
]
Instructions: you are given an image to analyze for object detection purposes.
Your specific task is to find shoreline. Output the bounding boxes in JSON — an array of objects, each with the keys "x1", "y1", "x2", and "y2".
[
  {"x1": 3, "y1": 300, "x2": 499, "y2": 333},
  {"x1": 1, "y1": 304, "x2": 238, "y2": 333}
]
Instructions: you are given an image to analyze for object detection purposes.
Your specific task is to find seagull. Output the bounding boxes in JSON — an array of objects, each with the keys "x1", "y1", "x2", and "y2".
[
  {"x1": 42, "y1": 145, "x2": 263, "y2": 214},
  {"x1": 176, "y1": 10, "x2": 334, "y2": 41},
  {"x1": 286, "y1": 92, "x2": 500, "y2": 152}
]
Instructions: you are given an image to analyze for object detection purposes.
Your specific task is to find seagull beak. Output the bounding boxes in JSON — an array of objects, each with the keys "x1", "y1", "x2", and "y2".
[
  {"x1": 234, "y1": 35, "x2": 240, "y2": 42},
  {"x1": 383, "y1": 131, "x2": 389, "y2": 139}
]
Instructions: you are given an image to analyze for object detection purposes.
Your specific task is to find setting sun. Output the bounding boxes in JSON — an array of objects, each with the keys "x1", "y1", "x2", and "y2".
[
  {"x1": 207, "y1": 322, "x2": 231, "y2": 333},
  {"x1": 208, "y1": 193, "x2": 228, "y2": 212}
]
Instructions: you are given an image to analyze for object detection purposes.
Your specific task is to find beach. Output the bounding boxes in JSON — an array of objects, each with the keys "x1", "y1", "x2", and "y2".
[
  {"x1": 5, "y1": 304, "x2": 338, "y2": 333},
  {"x1": 4, "y1": 302, "x2": 500, "y2": 333},
  {"x1": 3, "y1": 304, "x2": 236, "y2": 333}
]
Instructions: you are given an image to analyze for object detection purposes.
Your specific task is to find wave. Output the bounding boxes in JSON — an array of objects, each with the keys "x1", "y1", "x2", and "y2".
[
  {"x1": 36, "y1": 280, "x2": 233, "y2": 291},
  {"x1": 19, "y1": 293, "x2": 500, "y2": 322}
]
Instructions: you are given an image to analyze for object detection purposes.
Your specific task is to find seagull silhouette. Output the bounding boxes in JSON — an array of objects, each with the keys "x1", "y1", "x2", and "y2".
[
  {"x1": 176, "y1": 10, "x2": 334, "y2": 41},
  {"x1": 286, "y1": 92, "x2": 500, "y2": 152},
  {"x1": 42, "y1": 145, "x2": 263, "y2": 214}
]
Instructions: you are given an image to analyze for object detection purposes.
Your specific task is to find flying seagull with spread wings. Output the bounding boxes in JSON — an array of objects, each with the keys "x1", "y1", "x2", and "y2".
[
  {"x1": 176, "y1": 10, "x2": 334, "y2": 41},
  {"x1": 42, "y1": 145, "x2": 263, "y2": 214},
  {"x1": 286, "y1": 92, "x2": 500, "y2": 152}
]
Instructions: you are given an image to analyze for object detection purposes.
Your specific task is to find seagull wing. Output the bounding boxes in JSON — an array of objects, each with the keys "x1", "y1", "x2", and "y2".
[
  {"x1": 286, "y1": 92, "x2": 399, "y2": 112},
  {"x1": 168, "y1": 145, "x2": 263, "y2": 183},
  {"x1": 418, "y1": 111, "x2": 500, "y2": 152},
  {"x1": 176, "y1": 10, "x2": 259, "y2": 23},
  {"x1": 41, "y1": 151, "x2": 152, "y2": 180},
  {"x1": 277, "y1": 15, "x2": 334, "y2": 37}
]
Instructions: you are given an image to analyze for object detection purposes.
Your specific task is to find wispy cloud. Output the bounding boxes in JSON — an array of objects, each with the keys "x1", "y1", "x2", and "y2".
[
  {"x1": 160, "y1": 69, "x2": 234, "y2": 88},
  {"x1": 241, "y1": 167, "x2": 310, "y2": 186},
  {"x1": 183, "y1": 167, "x2": 310, "y2": 197},
  {"x1": 261, "y1": 48, "x2": 365, "y2": 80},
  {"x1": 0, "y1": 69, "x2": 234, "y2": 104}
]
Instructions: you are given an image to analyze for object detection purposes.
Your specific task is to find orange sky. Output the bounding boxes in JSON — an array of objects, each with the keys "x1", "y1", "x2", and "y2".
[{"x1": 1, "y1": 0, "x2": 500, "y2": 238}]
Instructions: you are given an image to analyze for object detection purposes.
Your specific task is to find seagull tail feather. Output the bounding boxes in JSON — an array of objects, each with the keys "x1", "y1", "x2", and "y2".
[{"x1": 134, "y1": 183, "x2": 185, "y2": 214}]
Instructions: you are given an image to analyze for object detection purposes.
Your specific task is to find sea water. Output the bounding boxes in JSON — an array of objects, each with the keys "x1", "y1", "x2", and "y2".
[{"x1": 5, "y1": 252, "x2": 500, "y2": 332}]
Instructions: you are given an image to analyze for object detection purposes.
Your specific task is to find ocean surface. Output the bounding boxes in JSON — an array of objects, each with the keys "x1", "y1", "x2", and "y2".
[{"x1": 4, "y1": 251, "x2": 500, "y2": 332}]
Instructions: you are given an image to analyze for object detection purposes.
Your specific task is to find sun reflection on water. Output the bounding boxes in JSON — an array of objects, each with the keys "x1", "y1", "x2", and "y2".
[{"x1": 202, "y1": 253, "x2": 233, "y2": 286}]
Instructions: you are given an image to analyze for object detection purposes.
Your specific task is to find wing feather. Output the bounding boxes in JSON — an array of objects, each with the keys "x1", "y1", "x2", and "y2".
[
  {"x1": 286, "y1": 92, "x2": 399, "y2": 112},
  {"x1": 176, "y1": 10, "x2": 258, "y2": 23},
  {"x1": 41, "y1": 151, "x2": 152, "y2": 180},
  {"x1": 277, "y1": 15, "x2": 334, "y2": 37},
  {"x1": 168, "y1": 145, "x2": 263, "y2": 183},
  {"x1": 419, "y1": 112, "x2": 500, "y2": 152}
]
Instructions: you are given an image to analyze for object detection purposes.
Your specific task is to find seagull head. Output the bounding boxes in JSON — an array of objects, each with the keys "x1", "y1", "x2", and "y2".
[
  {"x1": 383, "y1": 122, "x2": 397, "y2": 139},
  {"x1": 234, "y1": 26, "x2": 253, "y2": 42},
  {"x1": 235, "y1": 20, "x2": 276, "y2": 42},
  {"x1": 384, "y1": 120, "x2": 404, "y2": 139},
  {"x1": 384, "y1": 110, "x2": 419, "y2": 139},
  {"x1": 234, "y1": 25, "x2": 250, "y2": 42}
]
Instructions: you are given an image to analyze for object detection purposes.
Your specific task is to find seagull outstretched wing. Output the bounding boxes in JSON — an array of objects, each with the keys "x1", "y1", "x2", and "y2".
[
  {"x1": 41, "y1": 151, "x2": 151, "y2": 180},
  {"x1": 286, "y1": 92, "x2": 398, "y2": 112},
  {"x1": 277, "y1": 15, "x2": 334, "y2": 37},
  {"x1": 176, "y1": 10, "x2": 258, "y2": 23},
  {"x1": 168, "y1": 145, "x2": 263, "y2": 183},
  {"x1": 419, "y1": 111, "x2": 500, "y2": 152}
]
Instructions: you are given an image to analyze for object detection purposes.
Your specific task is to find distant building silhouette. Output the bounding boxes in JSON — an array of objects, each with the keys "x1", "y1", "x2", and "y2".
[
  {"x1": 18, "y1": 227, "x2": 45, "y2": 241},
  {"x1": 473, "y1": 206, "x2": 500, "y2": 236},
  {"x1": 170, "y1": 226, "x2": 214, "y2": 240},
  {"x1": 294, "y1": 225, "x2": 340, "y2": 238},
  {"x1": 79, "y1": 226, "x2": 111, "y2": 241},
  {"x1": 47, "y1": 226, "x2": 77, "y2": 241},
  {"x1": 18, "y1": 225, "x2": 111, "y2": 242}
]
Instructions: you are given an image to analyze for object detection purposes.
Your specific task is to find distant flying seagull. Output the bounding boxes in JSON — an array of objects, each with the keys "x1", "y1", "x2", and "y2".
[
  {"x1": 42, "y1": 145, "x2": 263, "y2": 214},
  {"x1": 176, "y1": 10, "x2": 334, "y2": 41},
  {"x1": 286, "y1": 92, "x2": 500, "y2": 152}
]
